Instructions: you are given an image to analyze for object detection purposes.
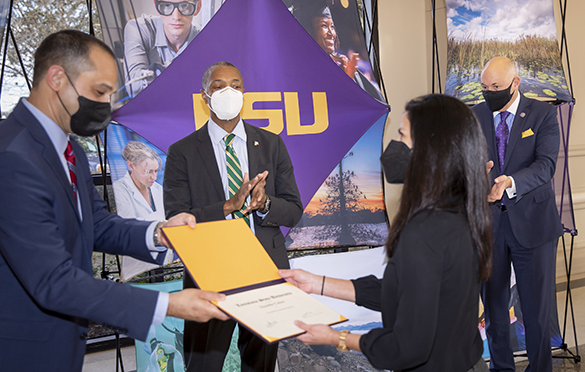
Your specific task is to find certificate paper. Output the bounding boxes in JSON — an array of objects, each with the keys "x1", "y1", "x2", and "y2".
[
  {"x1": 162, "y1": 220, "x2": 347, "y2": 343},
  {"x1": 217, "y1": 283, "x2": 344, "y2": 343}
]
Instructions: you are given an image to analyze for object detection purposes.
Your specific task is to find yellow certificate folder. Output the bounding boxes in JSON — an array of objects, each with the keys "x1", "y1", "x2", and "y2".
[{"x1": 162, "y1": 219, "x2": 347, "y2": 343}]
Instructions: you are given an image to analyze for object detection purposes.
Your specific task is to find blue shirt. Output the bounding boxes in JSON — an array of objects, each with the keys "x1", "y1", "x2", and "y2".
[{"x1": 491, "y1": 92, "x2": 520, "y2": 144}]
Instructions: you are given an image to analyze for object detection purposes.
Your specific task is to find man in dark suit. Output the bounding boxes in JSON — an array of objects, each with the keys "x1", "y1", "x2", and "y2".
[
  {"x1": 0, "y1": 30, "x2": 228, "y2": 372},
  {"x1": 473, "y1": 57, "x2": 563, "y2": 372},
  {"x1": 164, "y1": 61, "x2": 303, "y2": 372}
]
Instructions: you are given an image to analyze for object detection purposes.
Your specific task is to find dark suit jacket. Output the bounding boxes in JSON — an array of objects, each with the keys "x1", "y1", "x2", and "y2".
[
  {"x1": 472, "y1": 94, "x2": 563, "y2": 248},
  {"x1": 163, "y1": 121, "x2": 303, "y2": 276},
  {"x1": 0, "y1": 101, "x2": 164, "y2": 371}
]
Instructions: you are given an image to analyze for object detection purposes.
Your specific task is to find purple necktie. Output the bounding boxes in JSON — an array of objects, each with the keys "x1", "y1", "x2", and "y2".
[{"x1": 496, "y1": 111, "x2": 510, "y2": 173}]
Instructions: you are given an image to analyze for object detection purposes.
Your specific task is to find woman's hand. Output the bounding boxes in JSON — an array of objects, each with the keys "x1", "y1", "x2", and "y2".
[
  {"x1": 279, "y1": 269, "x2": 322, "y2": 295},
  {"x1": 294, "y1": 320, "x2": 339, "y2": 346}
]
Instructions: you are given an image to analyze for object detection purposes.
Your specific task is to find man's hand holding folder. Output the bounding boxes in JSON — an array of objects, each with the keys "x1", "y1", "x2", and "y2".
[
  {"x1": 168, "y1": 289, "x2": 229, "y2": 322},
  {"x1": 160, "y1": 213, "x2": 229, "y2": 323}
]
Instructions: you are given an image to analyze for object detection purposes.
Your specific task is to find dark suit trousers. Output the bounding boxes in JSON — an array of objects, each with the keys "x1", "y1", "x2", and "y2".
[
  {"x1": 482, "y1": 212, "x2": 557, "y2": 372},
  {"x1": 184, "y1": 317, "x2": 278, "y2": 372}
]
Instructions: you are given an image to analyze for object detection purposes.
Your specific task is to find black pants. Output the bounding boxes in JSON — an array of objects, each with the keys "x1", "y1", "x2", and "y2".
[
  {"x1": 482, "y1": 213, "x2": 557, "y2": 372},
  {"x1": 183, "y1": 318, "x2": 278, "y2": 372},
  {"x1": 467, "y1": 358, "x2": 489, "y2": 372}
]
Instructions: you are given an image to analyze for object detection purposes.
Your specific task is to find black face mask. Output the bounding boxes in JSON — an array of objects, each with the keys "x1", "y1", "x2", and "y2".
[
  {"x1": 482, "y1": 80, "x2": 515, "y2": 112},
  {"x1": 57, "y1": 73, "x2": 112, "y2": 137},
  {"x1": 380, "y1": 140, "x2": 412, "y2": 184}
]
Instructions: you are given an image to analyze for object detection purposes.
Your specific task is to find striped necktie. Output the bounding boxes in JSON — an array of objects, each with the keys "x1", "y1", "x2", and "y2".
[
  {"x1": 224, "y1": 134, "x2": 250, "y2": 226},
  {"x1": 64, "y1": 141, "x2": 78, "y2": 200}
]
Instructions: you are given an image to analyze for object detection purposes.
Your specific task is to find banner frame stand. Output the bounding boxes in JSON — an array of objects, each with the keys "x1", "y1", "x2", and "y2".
[
  {"x1": 552, "y1": 232, "x2": 581, "y2": 363},
  {"x1": 553, "y1": 0, "x2": 579, "y2": 359},
  {"x1": 430, "y1": 0, "x2": 442, "y2": 94}
]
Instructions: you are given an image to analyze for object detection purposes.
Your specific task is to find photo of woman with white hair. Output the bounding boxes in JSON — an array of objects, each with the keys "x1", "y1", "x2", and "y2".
[{"x1": 113, "y1": 141, "x2": 174, "y2": 281}]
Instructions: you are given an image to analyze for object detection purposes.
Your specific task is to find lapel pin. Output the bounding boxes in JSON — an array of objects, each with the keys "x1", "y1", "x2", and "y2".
[
  {"x1": 254, "y1": 141, "x2": 259, "y2": 146},
  {"x1": 520, "y1": 112, "x2": 526, "y2": 118}
]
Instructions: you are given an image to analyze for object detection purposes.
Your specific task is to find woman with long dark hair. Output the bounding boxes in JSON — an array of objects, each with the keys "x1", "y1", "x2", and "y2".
[{"x1": 280, "y1": 94, "x2": 492, "y2": 371}]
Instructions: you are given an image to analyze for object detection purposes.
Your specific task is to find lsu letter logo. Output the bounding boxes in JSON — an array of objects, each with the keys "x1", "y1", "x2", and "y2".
[{"x1": 193, "y1": 92, "x2": 329, "y2": 135}]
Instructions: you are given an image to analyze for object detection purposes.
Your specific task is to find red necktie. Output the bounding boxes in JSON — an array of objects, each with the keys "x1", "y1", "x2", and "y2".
[{"x1": 64, "y1": 141, "x2": 78, "y2": 200}]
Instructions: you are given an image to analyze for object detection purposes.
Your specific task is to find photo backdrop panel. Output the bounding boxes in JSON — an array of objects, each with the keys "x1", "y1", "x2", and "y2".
[
  {"x1": 96, "y1": 0, "x2": 225, "y2": 106},
  {"x1": 286, "y1": 0, "x2": 385, "y2": 103},
  {"x1": 445, "y1": 0, "x2": 571, "y2": 103},
  {"x1": 97, "y1": 0, "x2": 386, "y2": 107},
  {"x1": 446, "y1": 0, "x2": 564, "y2": 354},
  {"x1": 103, "y1": 124, "x2": 175, "y2": 280},
  {"x1": 290, "y1": 247, "x2": 385, "y2": 331},
  {"x1": 104, "y1": 123, "x2": 167, "y2": 187},
  {"x1": 129, "y1": 281, "x2": 185, "y2": 372},
  {"x1": 0, "y1": 0, "x2": 11, "y2": 114},
  {"x1": 129, "y1": 280, "x2": 242, "y2": 372},
  {"x1": 111, "y1": 0, "x2": 389, "y2": 223},
  {"x1": 0, "y1": 0, "x2": 9, "y2": 50},
  {"x1": 287, "y1": 114, "x2": 388, "y2": 249},
  {"x1": 277, "y1": 247, "x2": 386, "y2": 370}
]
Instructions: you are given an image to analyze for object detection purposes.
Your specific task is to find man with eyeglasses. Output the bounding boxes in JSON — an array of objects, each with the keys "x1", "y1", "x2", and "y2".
[{"x1": 124, "y1": 0, "x2": 201, "y2": 96}]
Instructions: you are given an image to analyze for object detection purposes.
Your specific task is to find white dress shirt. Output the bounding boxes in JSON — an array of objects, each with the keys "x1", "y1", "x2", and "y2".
[{"x1": 207, "y1": 118, "x2": 268, "y2": 234}]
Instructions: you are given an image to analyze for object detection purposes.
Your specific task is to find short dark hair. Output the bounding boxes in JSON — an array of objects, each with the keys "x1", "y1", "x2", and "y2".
[
  {"x1": 386, "y1": 94, "x2": 492, "y2": 281},
  {"x1": 32, "y1": 30, "x2": 115, "y2": 88},
  {"x1": 201, "y1": 61, "x2": 239, "y2": 91}
]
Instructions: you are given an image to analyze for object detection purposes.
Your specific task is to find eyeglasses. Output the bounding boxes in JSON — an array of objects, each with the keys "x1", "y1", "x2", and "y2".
[
  {"x1": 136, "y1": 167, "x2": 161, "y2": 177},
  {"x1": 156, "y1": 1, "x2": 198, "y2": 16}
]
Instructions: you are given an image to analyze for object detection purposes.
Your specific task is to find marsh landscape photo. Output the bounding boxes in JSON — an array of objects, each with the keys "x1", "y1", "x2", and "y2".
[{"x1": 445, "y1": 0, "x2": 571, "y2": 102}]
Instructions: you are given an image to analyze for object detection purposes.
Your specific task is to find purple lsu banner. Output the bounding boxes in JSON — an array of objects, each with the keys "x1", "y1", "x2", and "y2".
[{"x1": 110, "y1": 0, "x2": 389, "y2": 215}]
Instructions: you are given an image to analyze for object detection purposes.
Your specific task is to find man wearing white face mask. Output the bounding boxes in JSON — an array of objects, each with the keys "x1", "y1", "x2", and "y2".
[{"x1": 163, "y1": 61, "x2": 303, "y2": 372}]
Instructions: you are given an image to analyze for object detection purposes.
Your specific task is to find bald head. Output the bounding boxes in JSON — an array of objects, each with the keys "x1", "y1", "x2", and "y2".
[
  {"x1": 480, "y1": 57, "x2": 520, "y2": 112},
  {"x1": 482, "y1": 57, "x2": 517, "y2": 82}
]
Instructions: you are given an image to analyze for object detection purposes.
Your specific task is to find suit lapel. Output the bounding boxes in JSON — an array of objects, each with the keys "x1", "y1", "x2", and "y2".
[
  {"x1": 478, "y1": 105, "x2": 498, "y2": 165},
  {"x1": 196, "y1": 124, "x2": 225, "y2": 200},
  {"x1": 503, "y1": 94, "x2": 531, "y2": 173},
  {"x1": 44, "y1": 144, "x2": 78, "y2": 213},
  {"x1": 13, "y1": 102, "x2": 80, "y2": 218},
  {"x1": 14, "y1": 101, "x2": 91, "y2": 269},
  {"x1": 245, "y1": 122, "x2": 260, "y2": 178}
]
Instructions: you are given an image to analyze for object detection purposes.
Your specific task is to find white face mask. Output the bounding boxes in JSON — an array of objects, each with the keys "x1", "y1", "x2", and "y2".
[{"x1": 206, "y1": 86, "x2": 244, "y2": 121}]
